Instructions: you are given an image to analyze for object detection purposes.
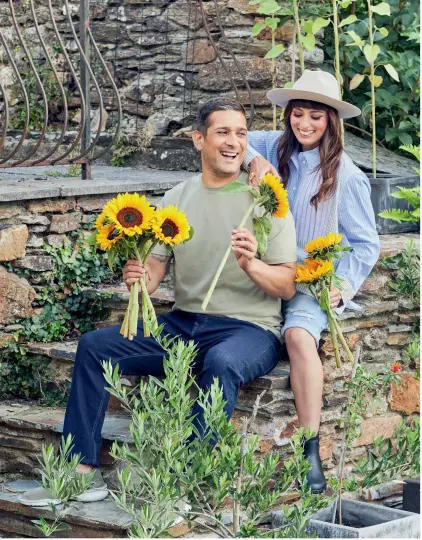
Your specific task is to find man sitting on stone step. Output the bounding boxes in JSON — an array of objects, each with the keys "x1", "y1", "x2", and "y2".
[{"x1": 18, "y1": 97, "x2": 297, "y2": 507}]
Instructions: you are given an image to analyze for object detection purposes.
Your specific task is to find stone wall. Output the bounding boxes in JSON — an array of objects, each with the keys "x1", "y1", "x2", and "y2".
[
  {"x1": 0, "y1": 0, "x2": 323, "y2": 140},
  {"x1": 0, "y1": 183, "x2": 420, "y2": 484}
]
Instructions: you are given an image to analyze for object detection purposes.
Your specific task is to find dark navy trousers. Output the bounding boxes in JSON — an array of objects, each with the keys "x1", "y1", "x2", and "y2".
[{"x1": 62, "y1": 310, "x2": 281, "y2": 466}]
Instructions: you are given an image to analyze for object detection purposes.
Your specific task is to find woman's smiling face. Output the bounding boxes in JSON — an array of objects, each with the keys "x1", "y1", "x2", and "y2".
[{"x1": 289, "y1": 106, "x2": 329, "y2": 151}]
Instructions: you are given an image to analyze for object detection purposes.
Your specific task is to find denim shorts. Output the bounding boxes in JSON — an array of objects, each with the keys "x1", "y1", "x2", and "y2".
[{"x1": 281, "y1": 291, "x2": 328, "y2": 346}]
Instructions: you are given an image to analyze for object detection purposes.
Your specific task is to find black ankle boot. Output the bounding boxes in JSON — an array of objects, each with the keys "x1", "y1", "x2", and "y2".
[{"x1": 303, "y1": 434, "x2": 326, "y2": 494}]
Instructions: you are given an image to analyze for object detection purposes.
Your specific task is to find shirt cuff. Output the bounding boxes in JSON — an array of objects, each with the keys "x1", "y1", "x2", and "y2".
[
  {"x1": 338, "y1": 277, "x2": 355, "y2": 305},
  {"x1": 243, "y1": 145, "x2": 261, "y2": 169}
]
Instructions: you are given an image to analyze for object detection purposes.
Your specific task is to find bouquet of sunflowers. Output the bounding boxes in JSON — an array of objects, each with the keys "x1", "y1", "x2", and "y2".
[
  {"x1": 202, "y1": 172, "x2": 289, "y2": 311},
  {"x1": 94, "y1": 193, "x2": 192, "y2": 340},
  {"x1": 296, "y1": 233, "x2": 354, "y2": 368}
]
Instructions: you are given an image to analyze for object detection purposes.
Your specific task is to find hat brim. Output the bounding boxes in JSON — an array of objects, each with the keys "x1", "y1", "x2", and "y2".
[{"x1": 266, "y1": 88, "x2": 361, "y2": 119}]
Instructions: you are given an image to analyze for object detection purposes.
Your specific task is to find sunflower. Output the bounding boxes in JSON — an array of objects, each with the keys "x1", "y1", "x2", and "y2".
[
  {"x1": 296, "y1": 258, "x2": 333, "y2": 283},
  {"x1": 305, "y1": 233, "x2": 343, "y2": 255},
  {"x1": 95, "y1": 211, "x2": 107, "y2": 231},
  {"x1": 152, "y1": 205, "x2": 190, "y2": 246},
  {"x1": 106, "y1": 193, "x2": 155, "y2": 236},
  {"x1": 259, "y1": 172, "x2": 289, "y2": 219},
  {"x1": 96, "y1": 224, "x2": 123, "y2": 250}
]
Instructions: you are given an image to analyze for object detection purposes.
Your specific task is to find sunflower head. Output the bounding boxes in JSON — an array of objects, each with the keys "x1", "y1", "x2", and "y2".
[
  {"x1": 296, "y1": 258, "x2": 333, "y2": 283},
  {"x1": 96, "y1": 224, "x2": 123, "y2": 250},
  {"x1": 105, "y1": 193, "x2": 155, "y2": 237},
  {"x1": 258, "y1": 172, "x2": 289, "y2": 219},
  {"x1": 152, "y1": 205, "x2": 191, "y2": 247},
  {"x1": 305, "y1": 233, "x2": 343, "y2": 259}
]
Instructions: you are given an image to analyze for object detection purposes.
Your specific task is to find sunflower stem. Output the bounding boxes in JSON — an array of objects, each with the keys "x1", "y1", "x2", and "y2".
[
  {"x1": 129, "y1": 280, "x2": 139, "y2": 340},
  {"x1": 328, "y1": 311, "x2": 342, "y2": 369},
  {"x1": 333, "y1": 317, "x2": 354, "y2": 363},
  {"x1": 202, "y1": 200, "x2": 259, "y2": 312},
  {"x1": 140, "y1": 276, "x2": 158, "y2": 333}
]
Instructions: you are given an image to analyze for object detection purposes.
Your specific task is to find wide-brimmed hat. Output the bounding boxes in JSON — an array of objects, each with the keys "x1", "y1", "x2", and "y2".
[{"x1": 267, "y1": 70, "x2": 361, "y2": 119}]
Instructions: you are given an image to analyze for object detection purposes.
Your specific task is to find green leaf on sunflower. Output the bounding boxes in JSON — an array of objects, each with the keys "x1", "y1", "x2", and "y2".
[
  {"x1": 371, "y1": 2, "x2": 390, "y2": 16},
  {"x1": 265, "y1": 43, "x2": 285, "y2": 59},
  {"x1": 253, "y1": 216, "x2": 272, "y2": 255},
  {"x1": 221, "y1": 180, "x2": 254, "y2": 194},
  {"x1": 251, "y1": 21, "x2": 267, "y2": 36},
  {"x1": 339, "y1": 15, "x2": 358, "y2": 27},
  {"x1": 84, "y1": 229, "x2": 98, "y2": 247},
  {"x1": 384, "y1": 63, "x2": 400, "y2": 82},
  {"x1": 363, "y1": 44, "x2": 380, "y2": 64}
]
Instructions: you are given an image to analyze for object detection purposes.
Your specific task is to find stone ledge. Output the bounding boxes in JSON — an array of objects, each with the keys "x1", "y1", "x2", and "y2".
[{"x1": 0, "y1": 165, "x2": 191, "y2": 203}]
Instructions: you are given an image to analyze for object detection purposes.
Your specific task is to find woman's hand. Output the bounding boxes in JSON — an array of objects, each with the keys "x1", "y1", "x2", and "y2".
[
  {"x1": 123, "y1": 260, "x2": 150, "y2": 291},
  {"x1": 329, "y1": 287, "x2": 343, "y2": 310},
  {"x1": 248, "y1": 156, "x2": 279, "y2": 186},
  {"x1": 231, "y1": 227, "x2": 258, "y2": 271}
]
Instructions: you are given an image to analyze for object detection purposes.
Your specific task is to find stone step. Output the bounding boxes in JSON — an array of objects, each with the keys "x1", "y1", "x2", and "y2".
[
  {"x1": 0, "y1": 402, "x2": 131, "y2": 475},
  {"x1": 0, "y1": 488, "x2": 132, "y2": 538},
  {"x1": 0, "y1": 477, "x2": 195, "y2": 538}
]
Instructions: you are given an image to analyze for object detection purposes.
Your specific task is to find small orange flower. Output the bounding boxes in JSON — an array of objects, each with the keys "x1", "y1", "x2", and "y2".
[{"x1": 392, "y1": 362, "x2": 402, "y2": 373}]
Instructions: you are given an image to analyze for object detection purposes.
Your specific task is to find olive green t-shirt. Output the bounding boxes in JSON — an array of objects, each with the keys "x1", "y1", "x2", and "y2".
[{"x1": 152, "y1": 171, "x2": 297, "y2": 338}]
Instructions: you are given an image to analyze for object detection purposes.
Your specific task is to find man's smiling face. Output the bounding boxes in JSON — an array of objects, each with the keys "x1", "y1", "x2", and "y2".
[{"x1": 195, "y1": 110, "x2": 248, "y2": 179}]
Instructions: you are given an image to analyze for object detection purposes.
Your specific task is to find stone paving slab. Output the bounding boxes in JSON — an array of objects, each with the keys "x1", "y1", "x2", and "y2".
[
  {"x1": 0, "y1": 405, "x2": 132, "y2": 443},
  {"x1": 0, "y1": 490, "x2": 133, "y2": 531},
  {"x1": 0, "y1": 165, "x2": 193, "y2": 202}
]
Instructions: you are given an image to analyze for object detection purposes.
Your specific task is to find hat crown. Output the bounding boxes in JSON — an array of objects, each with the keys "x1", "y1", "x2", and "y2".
[{"x1": 292, "y1": 70, "x2": 340, "y2": 101}]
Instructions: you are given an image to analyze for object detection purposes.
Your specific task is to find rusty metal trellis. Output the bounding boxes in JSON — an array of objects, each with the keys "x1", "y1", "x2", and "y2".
[
  {"x1": 0, "y1": 0, "x2": 255, "y2": 177},
  {"x1": 0, "y1": 0, "x2": 122, "y2": 179}
]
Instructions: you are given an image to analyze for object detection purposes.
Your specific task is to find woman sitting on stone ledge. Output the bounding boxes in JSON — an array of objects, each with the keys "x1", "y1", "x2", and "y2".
[{"x1": 244, "y1": 70, "x2": 381, "y2": 493}]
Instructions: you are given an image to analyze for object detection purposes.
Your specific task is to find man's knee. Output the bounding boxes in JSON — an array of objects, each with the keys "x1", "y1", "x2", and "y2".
[
  {"x1": 76, "y1": 330, "x2": 104, "y2": 366},
  {"x1": 205, "y1": 349, "x2": 239, "y2": 380}
]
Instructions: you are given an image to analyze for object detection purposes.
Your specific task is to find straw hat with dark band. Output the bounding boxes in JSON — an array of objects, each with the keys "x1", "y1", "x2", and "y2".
[{"x1": 267, "y1": 70, "x2": 361, "y2": 119}]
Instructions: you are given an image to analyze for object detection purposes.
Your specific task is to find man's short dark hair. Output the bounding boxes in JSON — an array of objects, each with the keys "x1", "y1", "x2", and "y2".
[{"x1": 196, "y1": 98, "x2": 246, "y2": 135}]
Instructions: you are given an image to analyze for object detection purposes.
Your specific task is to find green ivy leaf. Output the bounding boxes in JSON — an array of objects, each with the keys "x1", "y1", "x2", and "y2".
[
  {"x1": 264, "y1": 43, "x2": 285, "y2": 59},
  {"x1": 371, "y1": 2, "x2": 390, "y2": 16},
  {"x1": 265, "y1": 17, "x2": 279, "y2": 31},
  {"x1": 339, "y1": 0, "x2": 353, "y2": 8},
  {"x1": 251, "y1": 21, "x2": 267, "y2": 36},
  {"x1": 300, "y1": 33, "x2": 316, "y2": 52},
  {"x1": 313, "y1": 17, "x2": 330, "y2": 34},
  {"x1": 257, "y1": 0, "x2": 280, "y2": 15},
  {"x1": 339, "y1": 15, "x2": 358, "y2": 27},
  {"x1": 378, "y1": 26, "x2": 389, "y2": 37}
]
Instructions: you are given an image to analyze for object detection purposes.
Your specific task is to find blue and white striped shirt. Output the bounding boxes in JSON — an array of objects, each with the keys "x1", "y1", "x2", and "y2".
[{"x1": 245, "y1": 130, "x2": 380, "y2": 301}]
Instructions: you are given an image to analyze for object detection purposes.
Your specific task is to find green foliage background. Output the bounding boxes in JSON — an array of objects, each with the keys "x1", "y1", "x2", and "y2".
[{"x1": 322, "y1": 0, "x2": 420, "y2": 152}]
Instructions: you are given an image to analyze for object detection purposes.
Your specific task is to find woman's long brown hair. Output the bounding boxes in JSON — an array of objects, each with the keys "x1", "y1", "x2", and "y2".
[{"x1": 277, "y1": 99, "x2": 343, "y2": 210}]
